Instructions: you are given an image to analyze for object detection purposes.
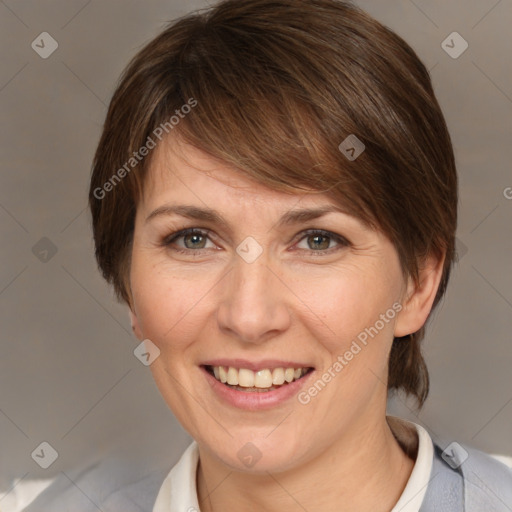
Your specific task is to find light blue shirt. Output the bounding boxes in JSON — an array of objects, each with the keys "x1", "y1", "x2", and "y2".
[{"x1": 17, "y1": 417, "x2": 512, "y2": 511}]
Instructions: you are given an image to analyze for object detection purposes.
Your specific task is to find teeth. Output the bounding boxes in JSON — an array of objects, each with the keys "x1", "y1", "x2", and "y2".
[
  {"x1": 272, "y1": 368, "x2": 285, "y2": 385},
  {"x1": 238, "y1": 368, "x2": 254, "y2": 387},
  {"x1": 209, "y1": 365, "x2": 310, "y2": 388},
  {"x1": 254, "y1": 369, "x2": 273, "y2": 388},
  {"x1": 284, "y1": 368, "x2": 295, "y2": 383},
  {"x1": 227, "y1": 367, "x2": 238, "y2": 385}
]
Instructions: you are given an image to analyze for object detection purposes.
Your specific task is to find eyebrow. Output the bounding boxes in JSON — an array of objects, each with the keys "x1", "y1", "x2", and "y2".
[{"x1": 145, "y1": 204, "x2": 347, "y2": 229}]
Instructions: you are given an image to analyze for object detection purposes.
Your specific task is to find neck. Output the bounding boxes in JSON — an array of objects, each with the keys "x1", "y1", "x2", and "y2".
[{"x1": 196, "y1": 415, "x2": 415, "y2": 512}]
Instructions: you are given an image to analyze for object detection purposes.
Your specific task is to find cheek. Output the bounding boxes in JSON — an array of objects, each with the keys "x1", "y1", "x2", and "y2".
[
  {"x1": 289, "y1": 264, "x2": 399, "y2": 351},
  {"x1": 130, "y1": 256, "x2": 215, "y2": 350}
]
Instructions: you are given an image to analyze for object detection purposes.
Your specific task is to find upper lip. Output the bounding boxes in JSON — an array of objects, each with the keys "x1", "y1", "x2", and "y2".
[{"x1": 201, "y1": 359, "x2": 315, "y2": 372}]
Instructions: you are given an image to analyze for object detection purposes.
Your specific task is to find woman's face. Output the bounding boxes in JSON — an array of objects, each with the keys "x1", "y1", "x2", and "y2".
[{"x1": 129, "y1": 136, "x2": 411, "y2": 473}]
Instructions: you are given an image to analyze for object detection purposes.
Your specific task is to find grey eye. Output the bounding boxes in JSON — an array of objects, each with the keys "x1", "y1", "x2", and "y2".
[{"x1": 183, "y1": 232, "x2": 208, "y2": 249}]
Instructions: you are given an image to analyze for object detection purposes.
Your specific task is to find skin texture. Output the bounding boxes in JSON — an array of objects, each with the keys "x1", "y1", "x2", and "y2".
[{"x1": 129, "y1": 135, "x2": 444, "y2": 511}]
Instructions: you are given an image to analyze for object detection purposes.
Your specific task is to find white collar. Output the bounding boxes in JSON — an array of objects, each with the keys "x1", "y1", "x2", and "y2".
[
  {"x1": 152, "y1": 439, "x2": 200, "y2": 512},
  {"x1": 389, "y1": 416, "x2": 434, "y2": 512},
  {"x1": 153, "y1": 416, "x2": 433, "y2": 512}
]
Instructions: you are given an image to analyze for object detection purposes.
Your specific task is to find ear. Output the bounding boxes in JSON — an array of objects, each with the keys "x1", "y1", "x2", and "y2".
[
  {"x1": 394, "y1": 251, "x2": 446, "y2": 338},
  {"x1": 129, "y1": 307, "x2": 144, "y2": 340}
]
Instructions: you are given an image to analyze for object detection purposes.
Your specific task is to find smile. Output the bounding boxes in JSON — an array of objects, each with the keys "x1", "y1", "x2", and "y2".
[{"x1": 204, "y1": 365, "x2": 313, "y2": 392}]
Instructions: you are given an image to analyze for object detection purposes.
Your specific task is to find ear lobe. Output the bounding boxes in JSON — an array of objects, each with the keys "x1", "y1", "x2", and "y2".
[
  {"x1": 394, "y1": 252, "x2": 446, "y2": 338},
  {"x1": 129, "y1": 308, "x2": 144, "y2": 340}
]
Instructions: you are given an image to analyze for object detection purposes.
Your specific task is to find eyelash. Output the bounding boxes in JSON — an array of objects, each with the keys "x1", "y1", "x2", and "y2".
[{"x1": 161, "y1": 228, "x2": 350, "y2": 256}]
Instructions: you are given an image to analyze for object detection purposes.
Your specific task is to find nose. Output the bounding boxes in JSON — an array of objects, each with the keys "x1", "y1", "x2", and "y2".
[{"x1": 216, "y1": 255, "x2": 291, "y2": 344}]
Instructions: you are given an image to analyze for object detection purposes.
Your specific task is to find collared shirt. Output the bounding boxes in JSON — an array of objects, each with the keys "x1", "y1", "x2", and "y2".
[
  {"x1": 8, "y1": 416, "x2": 512, "y2": 511},
  {"x1": 152, "y1": 416, "x2": 433, "y2": 512}
]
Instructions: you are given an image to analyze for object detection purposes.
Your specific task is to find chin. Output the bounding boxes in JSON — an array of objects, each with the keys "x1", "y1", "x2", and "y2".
[{"x1": 209, "y1": 432, "x2": 307, "y2": 474}]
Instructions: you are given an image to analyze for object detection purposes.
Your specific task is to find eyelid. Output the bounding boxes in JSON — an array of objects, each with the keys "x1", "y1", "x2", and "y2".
[
  {"x1": 292, "y1": 229, "x2": 350, "y2": 251},
  {"x1": 162, "y1": 227, "x2": 350, "y2": 254},
  {"x1": 162, "y1": 227, "x2": 214, "y2": 247}
]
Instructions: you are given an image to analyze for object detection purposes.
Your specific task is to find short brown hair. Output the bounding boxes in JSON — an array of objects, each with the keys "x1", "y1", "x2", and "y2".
[{"x1": 89, "y1": 0, "x2": 458, "y2": 408}]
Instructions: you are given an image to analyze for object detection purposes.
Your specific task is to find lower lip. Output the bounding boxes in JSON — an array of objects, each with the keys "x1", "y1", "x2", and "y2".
[{"x1": 200, "y1": 366, "x2": 315, "y2": 411}]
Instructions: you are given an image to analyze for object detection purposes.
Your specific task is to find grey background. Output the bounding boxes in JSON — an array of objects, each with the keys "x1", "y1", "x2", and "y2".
[{"x1": 1, "y1": 0, "x2": 511, "y2": 506}]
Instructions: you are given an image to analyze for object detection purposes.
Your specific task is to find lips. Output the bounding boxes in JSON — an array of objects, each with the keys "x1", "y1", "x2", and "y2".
[{"x1": 200, "y1": 363, "x2": 315, "y2": 410}]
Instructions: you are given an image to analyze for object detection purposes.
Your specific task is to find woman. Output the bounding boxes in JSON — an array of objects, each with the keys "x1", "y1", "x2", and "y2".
[{"x1": 89, "y1": 0, "x2": 512, "y2": 510}]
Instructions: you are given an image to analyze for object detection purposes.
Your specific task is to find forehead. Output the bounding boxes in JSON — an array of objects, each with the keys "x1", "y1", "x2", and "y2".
[{"x1": 141, "y1": 135, "x2": 342, "y2": 213}]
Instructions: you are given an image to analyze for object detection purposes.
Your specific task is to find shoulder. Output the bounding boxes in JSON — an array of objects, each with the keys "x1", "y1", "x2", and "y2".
[
  {"x1": 430, "y1": 440, "x2": 512, "y2": 511},
  {"x1": 459, "y1": 442, "x2": 512, "y2": 509},
  {"x1": 99, "y1": 441, "x2": 199, "y2": 512},
  {"x1": 99, "y1": 468, "x2": 171, "y2": 512}
]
